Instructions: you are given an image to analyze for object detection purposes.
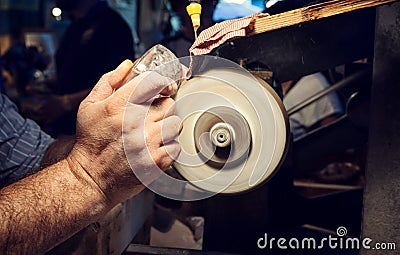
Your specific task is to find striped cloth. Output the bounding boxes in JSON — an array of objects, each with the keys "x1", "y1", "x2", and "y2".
[
  {"x1": 189, "y1": 12, "x2": 269, "y2": 56},
  {"x1": 186, "y1": 12, "x2": 269, "y2": 77},
  {"x1": 0, "y1": 93, "x2": 54, "y2": 188}
]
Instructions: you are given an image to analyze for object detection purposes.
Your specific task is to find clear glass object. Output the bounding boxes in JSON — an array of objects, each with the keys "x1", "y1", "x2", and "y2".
[{"x1": 123, "y1": 44, "x2": 183, "y2": 87}]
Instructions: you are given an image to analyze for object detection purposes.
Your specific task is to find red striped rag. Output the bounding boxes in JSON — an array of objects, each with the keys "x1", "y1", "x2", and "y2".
[
  {"x1": 189, "y1": 12, "x2": 269, "y2": 56},
  {"x1": 186, "y1": 12, "x2": 269, "y2": 77}
]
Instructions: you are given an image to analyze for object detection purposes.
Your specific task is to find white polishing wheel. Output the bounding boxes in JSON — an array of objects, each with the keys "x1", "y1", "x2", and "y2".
[{"x1": 173, "y1": 67, "x2": 289, "y2": 194}]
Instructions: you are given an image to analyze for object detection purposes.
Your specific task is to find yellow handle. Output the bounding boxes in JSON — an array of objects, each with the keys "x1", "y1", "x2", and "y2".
[{"x1": 186, "y1": 2, "x2": 202, "y2": 28}]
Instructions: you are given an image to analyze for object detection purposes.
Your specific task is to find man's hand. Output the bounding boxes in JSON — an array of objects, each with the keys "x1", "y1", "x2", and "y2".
[
  {"x1": 67, "y1": 60, "x2": 182, "y2": 205},
  {"x1": 0, "y1": 60, "x2": 183, "y2": 255}
]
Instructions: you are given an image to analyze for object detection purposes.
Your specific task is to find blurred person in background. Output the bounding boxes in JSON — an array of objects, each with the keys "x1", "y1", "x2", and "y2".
[
  {"x1": 281, "y1": 73, "x2": 344, "y2": 139},
  {"x1": 28, "y1": 0, "x2": 134, "y2": 136}
]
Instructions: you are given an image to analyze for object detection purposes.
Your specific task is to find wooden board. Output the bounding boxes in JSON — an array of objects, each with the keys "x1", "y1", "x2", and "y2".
[{"x1": 251, "y1": 0, "x2": 400, "y2": 35}]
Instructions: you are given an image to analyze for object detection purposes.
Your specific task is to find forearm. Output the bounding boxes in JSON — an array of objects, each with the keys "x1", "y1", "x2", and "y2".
[{"x1": 0, "y1": 158, "x2": 109, "y2": 255}]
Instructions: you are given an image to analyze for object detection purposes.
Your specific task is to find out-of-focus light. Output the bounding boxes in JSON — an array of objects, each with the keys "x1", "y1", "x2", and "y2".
[
  {"x1": 265, "y1": 0, "x2": 283, "y2": 8},
  {"x1": 223, "y1": 0, "x2": 247, "y2": 3},
  {"x1": 52, "y1": 7, "x2": 62, "y2": 17}
]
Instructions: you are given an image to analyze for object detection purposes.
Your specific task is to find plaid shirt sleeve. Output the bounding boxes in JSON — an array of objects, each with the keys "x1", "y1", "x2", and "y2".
[{"x1": 0, "y1": 94, "x2": 54, "y2": 188}]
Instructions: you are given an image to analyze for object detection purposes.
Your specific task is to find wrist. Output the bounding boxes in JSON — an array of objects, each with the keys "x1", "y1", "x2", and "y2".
[
  {"x1": 66, "y1": 142, "x2": 145, "y2": 205},
  {"x1": 64, "y1": 151, "x2": 111, "y2": 215}
]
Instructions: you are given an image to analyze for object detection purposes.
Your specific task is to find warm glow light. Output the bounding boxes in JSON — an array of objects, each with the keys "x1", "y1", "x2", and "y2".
[{"x1": 52, "y1": 7, "x2": 62, "y2": 17}]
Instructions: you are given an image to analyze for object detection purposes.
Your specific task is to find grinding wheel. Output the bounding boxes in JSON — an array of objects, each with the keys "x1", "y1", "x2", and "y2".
[{"x1": 173, "y1": 66, "x2": 289, "y2": 194}]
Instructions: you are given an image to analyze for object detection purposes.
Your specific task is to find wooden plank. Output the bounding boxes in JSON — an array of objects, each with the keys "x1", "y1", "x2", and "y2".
[
  {"x1": 294, "y1": 180, "x2": 363, "y2": 191},
  {"x1": 251, "y1": 0, "x2": 399, "y2": 35}
]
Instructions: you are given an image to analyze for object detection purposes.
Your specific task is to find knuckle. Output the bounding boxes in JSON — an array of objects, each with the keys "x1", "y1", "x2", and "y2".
[
  {"x1": 153, "y1": 152, "x2": 164, "y2": 167},
  {"x1": 146, "y1": 71, "x2": 169, "y2": 88},
  {"x1": 158, "y1": 157, "x2": 173, "y2": 171},
  {"x1": 168, "y1": 142, "x2": 181, "y2": 159},
  {"x1": 163, "y1": 116, "x2": 181, "y2": 134},
  {"x1": 104, "y1": 102, "x2": 116, "y2": 116},
  {"x1": 159, "y1": 97, "x2": 176, "y2": 112},
  {"x1": 100, "y1": 72, "x2": 110, "y2": 82},
  {"x1": 140, "y1": 71, "x2": 159, "y2": 85},
  {"x1": 124, "y1": 109, "x2": 144, "y2": 130},
  {"x1": 169, "y1": 115, "x2": 181, "y2": 126},
  {"x1": 163, "y1": 97, "x2": 176, "y2": 107},
  {"x1": 145, "y1": 129, "x2": 159, "y2": 146}
]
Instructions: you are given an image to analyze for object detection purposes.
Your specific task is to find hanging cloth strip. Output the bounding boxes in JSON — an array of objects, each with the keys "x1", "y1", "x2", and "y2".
[
  {"x1": 189, "y1": 12, "x2": 269, "y2": 56},
  {"x1": 187, "y1": 12, "x2": 269, "y2": 77}
]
